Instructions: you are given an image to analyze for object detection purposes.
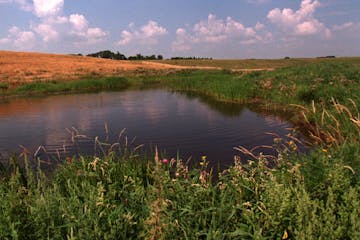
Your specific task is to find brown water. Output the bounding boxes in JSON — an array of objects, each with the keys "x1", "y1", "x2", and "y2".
[{"x1": 0, "y1": 89, "x2": 297, "y2": 168}]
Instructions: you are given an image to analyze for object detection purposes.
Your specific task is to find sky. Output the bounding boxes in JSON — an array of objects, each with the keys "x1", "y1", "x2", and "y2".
[{"x1": 0, "y1": 0, "x2": 359, "y2": 59}]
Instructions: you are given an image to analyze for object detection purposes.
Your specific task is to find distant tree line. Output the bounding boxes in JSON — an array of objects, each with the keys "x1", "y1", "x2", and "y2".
[
  {"x1": 170, "y1": 57, "x2": 213, "y2": 60},
  {"x1": 127, "y1": 54, "x2": 163, "y2": 60},
  {"x1": 317, "y1": 56, "x2": 336, "y2": 59},
  {"x1": 86, "y1": 50, "x2": 163, "y2": 60}
]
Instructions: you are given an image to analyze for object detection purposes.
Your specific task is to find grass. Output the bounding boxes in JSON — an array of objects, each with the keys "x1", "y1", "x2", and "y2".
[
  {"x1": 0, "y1": 82, "x2": 9, "y2": 90},
  {"x1": 161, "y1": 61, "x2": 360, "y2": 106},
  {"x1": 158, "y1": 57, "x2": 360, "y2": 70},
  {"x1": 1, "y1": 57, "x2": 360, "y2": 238},
  {"x1": 10, "y1": 77, "x2": 131, "y2": 95}
]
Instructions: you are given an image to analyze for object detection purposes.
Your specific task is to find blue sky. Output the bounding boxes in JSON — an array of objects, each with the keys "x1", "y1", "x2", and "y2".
[{"x1": 0, "y1": 0, "x2": 359, "y2": 58}]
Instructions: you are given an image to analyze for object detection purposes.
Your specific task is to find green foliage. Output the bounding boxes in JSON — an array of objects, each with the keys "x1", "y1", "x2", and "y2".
[
  {"x1": 87, "y1": 50, "x2": 127, "y2": 60},
  {"x1": 164, "y1": 60, "x2": 360, "y2": 106},
  {"x1": 0, "y1": 82, "x2": 9, "y2": 90},
  {"x1": 12, "y1": 77, "x2": 130, "y2": 95}
]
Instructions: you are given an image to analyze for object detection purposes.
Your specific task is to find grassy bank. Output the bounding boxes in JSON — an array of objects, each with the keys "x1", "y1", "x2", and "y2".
[
  {"x1": 1, "y1": 58, "x2": 360, "y2": 238},
  {"x1": 162, "y1": 60, "x2": 360, "y2": 105},
  {"x1": 3, "y1": 59, "x2": 358, "y2": 107}
]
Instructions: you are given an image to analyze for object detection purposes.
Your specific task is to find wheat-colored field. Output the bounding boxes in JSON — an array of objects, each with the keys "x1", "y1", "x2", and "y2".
[{"x1": 0, "y1": 51, "x2": 187, "y2": 85}]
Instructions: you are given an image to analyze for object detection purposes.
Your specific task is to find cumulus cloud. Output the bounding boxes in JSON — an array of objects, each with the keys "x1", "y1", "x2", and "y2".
[
  {"x1": 69, "y1": 14, "x2": 88, "y2": 31},
  {"x1": 32, "y1": 14, "x2": 107, "y2": 44},
  {"x1": 0, "y1": 0, "x2": 32, "y2": 11},
  {"x1": 117, "y1": 21, "x2": 167, "y2": 46},
  {"x1": 0, "y1": 26, "x2": 36, "y2": 49},
  {"x1": 33, "y1": 0, "x2": 63, "y2": 17},
  {"x1": 172, "y1": 14, "x2": 271, "y2": 52},
  {"x1": 0, "y1": 0, "x2": 107, "y2": 49},
  {"x1": 34, "y1": 23, "x2": 58, "y2": 42},
  {"x1": 267, "y1": 0, "x2": 331, "y2": 37}
]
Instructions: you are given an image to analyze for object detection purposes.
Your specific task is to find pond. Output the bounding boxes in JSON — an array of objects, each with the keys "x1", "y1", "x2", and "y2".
[{"x1": 0, "y1": 89, "x2": 299, "y2": 169}]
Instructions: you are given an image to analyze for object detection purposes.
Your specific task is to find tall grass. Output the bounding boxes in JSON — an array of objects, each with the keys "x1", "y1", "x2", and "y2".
[
  {"x1": 165, "y1": 61, "x2": 360, "y2": 106},
  {"x1": 10, "y1": 77, "x2": 130, "y2": 95}
]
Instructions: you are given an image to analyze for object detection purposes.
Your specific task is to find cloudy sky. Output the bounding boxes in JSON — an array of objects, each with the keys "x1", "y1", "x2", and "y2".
[{"x1": 0, "y1": 0, "x2": 359, "y2": 58}]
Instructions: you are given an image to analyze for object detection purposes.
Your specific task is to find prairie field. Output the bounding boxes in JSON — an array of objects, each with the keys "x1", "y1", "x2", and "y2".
[{"x1": 0, "y1": 51, "x2": 186, "y2": 86}]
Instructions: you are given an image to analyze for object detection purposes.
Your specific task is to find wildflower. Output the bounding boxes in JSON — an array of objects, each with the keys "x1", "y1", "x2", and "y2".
[
  {"x1": 282, "y1": 230, "x2": 289, "y2": 239},
  {"x1": 201, "y1": 170, "x2": 207, "y2": 176},
  {"x1": 162, "y1": 158, "x2": 169, "y2": 164},
  {"x1": 66, "y1": 157, "x2": 72, "y2": 164},
  {"x1": 200, "y1": 155, "x2": 207, "y2": 166},
  {"x1": 322, "y1": 148, "x2": 328, "y2": 153}
]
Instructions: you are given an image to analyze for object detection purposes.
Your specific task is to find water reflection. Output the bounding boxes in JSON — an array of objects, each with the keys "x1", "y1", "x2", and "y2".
[{"x1": 0, "y1": 89, "x2": 297, "y2": 168}]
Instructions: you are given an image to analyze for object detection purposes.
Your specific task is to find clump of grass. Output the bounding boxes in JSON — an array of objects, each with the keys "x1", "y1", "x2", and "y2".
[
  {"x1": 12, "y1": 77, "x2": 130, "y2": 95},
  {"x1": 0, "y1": 82, "x2": 9, "y2": 90}
]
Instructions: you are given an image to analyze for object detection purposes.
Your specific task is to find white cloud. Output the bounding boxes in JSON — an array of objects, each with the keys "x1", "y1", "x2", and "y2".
[
  {"x1": 34, "y1": 23, "x2": 58, "y2": 42},
  {"x1": 333, "y1": 22, "x2": 360, "y2": 32},
  {"x1": 172, "y1": 28, "x2": 192, "y2": 51},
  {"x1": 0, "y1": 0, "x2": 106, "y2": 47},
  {"x1": 118, "y1": 20, "x2": 168, "y2": 46},
  {"x1": 267, "y1": 0, "x2": 331, "y2": 37},
  {"x1": 0, "y1": 37, "x2": 11, "y2": 44},
  {"x1": 0, "y1": 26, "x2": 36, "y2": 49},
  {"x1": 0, "y1": 0, "x2": 32, "y2": 11},
  {"x1": 32, "y1": 14, "x2": 107, "y2": 45},
  {"x1": 84, "y1": 27, "x2": 107, "y2": 44},
  {"x1": 172, "y1": 14, "x2": 271, "y2": 52},
  {"x1": 33, "y1": 0, "x2": 63, "y2": 17},
  {"x1": 69, "y1": 14, "x2": 88, "y2": 31}
]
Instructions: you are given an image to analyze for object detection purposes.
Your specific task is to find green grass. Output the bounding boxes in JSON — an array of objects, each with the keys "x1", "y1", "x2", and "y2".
[
  {"x1": 158, "y1": 57, "x2": 360, "y2": 70},
  {"x1": 11, "y1": 77, "x2": 131, "y2": 95},
  {"x1": 161, "y1": 61, "x2": 360, "y2": 106},
  {"x1": 0, "y1": 82, "x2": 9, "y2": 90}
]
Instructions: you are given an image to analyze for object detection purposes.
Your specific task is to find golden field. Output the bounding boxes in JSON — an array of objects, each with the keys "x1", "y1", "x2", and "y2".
[{"x1": 0, "y1": 51, "x2": 186, "y2": 86}]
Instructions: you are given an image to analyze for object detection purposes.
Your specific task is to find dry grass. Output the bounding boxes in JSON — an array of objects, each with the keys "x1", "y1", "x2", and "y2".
[{"x1": 0, "y1": 51, "x2": 187, "y2": 86}]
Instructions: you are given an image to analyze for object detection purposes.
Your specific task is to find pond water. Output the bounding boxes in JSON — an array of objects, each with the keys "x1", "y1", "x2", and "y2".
[{"x1": 0, "y1": 89, "x2": 298, "y2": 168}]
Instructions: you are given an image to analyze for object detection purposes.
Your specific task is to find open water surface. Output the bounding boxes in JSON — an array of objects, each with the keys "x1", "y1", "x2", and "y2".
[{"x1": 0, "y1": 89, "x2": 299, "y2": 168}]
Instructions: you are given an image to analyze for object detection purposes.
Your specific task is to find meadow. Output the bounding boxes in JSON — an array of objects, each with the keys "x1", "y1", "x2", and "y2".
[{"x1": 1, "y1": 54, "x2": 360, "y2": 239}]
